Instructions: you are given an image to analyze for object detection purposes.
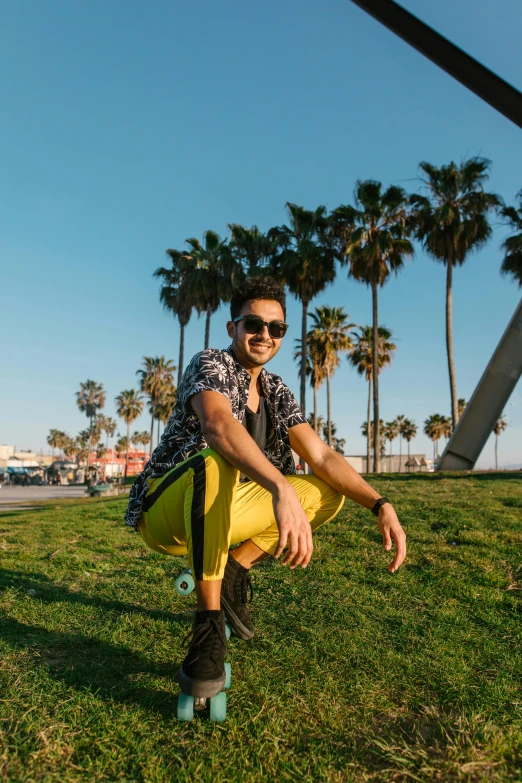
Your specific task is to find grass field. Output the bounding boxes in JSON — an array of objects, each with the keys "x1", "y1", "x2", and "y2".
[{"x1": 1, "y1": 473, "x2": 521, "y2": 782}]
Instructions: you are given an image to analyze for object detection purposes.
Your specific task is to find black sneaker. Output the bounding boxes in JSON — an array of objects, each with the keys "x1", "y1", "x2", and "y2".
[
  {"x1": 177, "y1": 609, "x2": 227, "y2": 698},
  {"x1": 220, "y1": 553, "x2": 255, "y2": 641}
]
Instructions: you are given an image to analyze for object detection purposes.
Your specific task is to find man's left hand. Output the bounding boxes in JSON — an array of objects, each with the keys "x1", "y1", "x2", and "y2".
[{"x1": 377, "y1": 505, "x2": 406, "y2": 573}]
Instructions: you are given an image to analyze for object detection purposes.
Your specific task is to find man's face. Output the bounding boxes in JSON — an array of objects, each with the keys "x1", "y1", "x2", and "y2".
[{"x1": 227, "y1": 299, "x2": 286, "y2": 368}]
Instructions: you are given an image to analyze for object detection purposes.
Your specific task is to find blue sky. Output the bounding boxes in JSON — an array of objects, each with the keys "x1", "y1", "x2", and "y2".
[{"x1": 1, "y1": 0, "x2": 521, "y2": 467}]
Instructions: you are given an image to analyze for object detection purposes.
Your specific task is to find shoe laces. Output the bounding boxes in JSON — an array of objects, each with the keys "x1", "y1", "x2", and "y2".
[
  {"x1": 234, "y1": 569, "x2": 253, "y2": 605},
  {"x1": 182, "y1": 617, "x2": 226, "y2": 661}
]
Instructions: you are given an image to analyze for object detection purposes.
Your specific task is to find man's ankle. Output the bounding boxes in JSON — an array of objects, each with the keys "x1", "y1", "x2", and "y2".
[{"x1": 195, "y1": 578, "x2": 222, "y2": 611}]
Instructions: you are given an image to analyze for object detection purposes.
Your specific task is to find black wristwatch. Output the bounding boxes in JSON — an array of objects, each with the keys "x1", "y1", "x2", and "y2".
[{"x1": 371, "y1": 497, "x2": 391, "y2": 516}]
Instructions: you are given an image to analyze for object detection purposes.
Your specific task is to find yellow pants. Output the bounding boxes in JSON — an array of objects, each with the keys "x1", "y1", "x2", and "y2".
[{"x1": 138, "y1": 448, "x2": 345, "y2": 580}]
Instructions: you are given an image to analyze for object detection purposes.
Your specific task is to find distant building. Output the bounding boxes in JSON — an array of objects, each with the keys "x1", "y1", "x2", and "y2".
[
  {"x1": 292, "y1": 448, "x2": 431, "y2": 474},
  {"x1": 88, "y1": 447, "x2": 149, "y2": 477},
  {"x1": 345, "y1": 454, "x2": 432, "y2": 473},
  {"x1": 0, "y1": 445, "x2": 15, "y2": 465}
]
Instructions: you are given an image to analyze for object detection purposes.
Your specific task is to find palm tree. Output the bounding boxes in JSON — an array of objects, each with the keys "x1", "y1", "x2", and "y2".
[
  {"x1": 228, "y1": 224, "x2": 276, "y2": 277},
  {"x1": 137, "y1": 430, "x2": 152, "y2": 455},
  {"x1": 383, "y1": 420, "x2": 400, "y2": 464},
  {"x1": 458, "y1": 398, "x2": 467, "y2": 418},
  {"x1": 424, "y1": 414, "x2": 445, "y2": 463},
  {"x1": 75, "y1": 430, "x2": 90, "y2": 468},
  {"x1": 333, "y1": 181, "x2": 413, "y2": 472},
  {"x1": 96, "y1": 443, "x2": 108, "y2": 477},
  {"x1": 308, "y1": 306, "x2": 354, "y2": 446},
  {"x1": 440, "y1": 415, "x2": 452, "y2": 442},
  {"x1": 402, "y1": 419, "x2": 418, "y2": 461},
  {"x1": 322, "y1": 421, "x2": 346, "y2": 454},
  {"x1": 132, "y1": 431, "x2": 142, "y2": 454},
  {"x1": 47, "y1": 430, "x2": 59, "y2": 461},
  {"x1": 137, "y1": 356, "x2": 176, "y2": 455},
  {"x1": 493, "y1": 415, "x2": 507, "y2": 470},
  {"x1": 62, "y1": 436, "x2": 77, "y2": 461},
  {"x1": 500, "y1": 191, "x2": 522, "y2": 287},
  {"x1": 294, "y1": 333, "x2": 328, "y2": 434},
  {"x1": 115, "y1": 436, "x2": 128, "y2": 463},
  {"x1": 306, "y1": 413, "x2": 325, "y2": 436},
  {"x1": 348, "y1": 325, "x2": 396, "y2": 472},
  {"x1": 361, "y1": 419, "x2": 385, "y2": 472},
  {"x1": 102, "y1": 417, "x2": 117, "y2": 475},
  {"x1": 115, "y1": 390, "x2": 144, "y2": 478},
  {"x1": 56, "y1": 431, "x2": 70, "y2": 459},
  {"x1": 182, "y1": 231, "x2": 241, "y2": 349},
  {"x1": 394, "y1": 414, "x2": 407, "y2": 472},
  {"x1": 271, "y1": 203, "x2": 336, "y2": 415},
  {"x1": 76, "y1": 380, "x2": 106, "y2": 471},
  {"x1": 410, "y1": 158, "x2": 500, "y2": 429},
  {"x1": 155, "y1": 250, "x2": 196, "y2": 386},
  {"x1": 152, "y1": 383, "x2": 177, "y2": 442}
]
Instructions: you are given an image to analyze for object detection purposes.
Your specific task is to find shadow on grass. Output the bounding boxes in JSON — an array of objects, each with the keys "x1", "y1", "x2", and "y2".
[
  {"x1": 0, "y1": 615, "x2": 182, "y2": 716},
  {"x1": 0, "y1": 568, "x2": 191, "y2": 626}
]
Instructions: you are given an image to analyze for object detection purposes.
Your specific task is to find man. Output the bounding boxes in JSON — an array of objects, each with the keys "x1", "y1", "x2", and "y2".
[{"x1": 126, "y1": 277, "x2": 406, "y2": 702}]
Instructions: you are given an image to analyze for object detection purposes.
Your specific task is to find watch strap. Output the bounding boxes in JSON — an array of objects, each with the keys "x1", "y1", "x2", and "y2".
[{"x1": 371, "y1": 497, "x2": 391, "y2": 516}]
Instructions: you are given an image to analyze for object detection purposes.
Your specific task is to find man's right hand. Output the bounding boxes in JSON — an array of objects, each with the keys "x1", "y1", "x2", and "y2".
[{"x1": 272, "y1": 481, "x2": 313, "y2": 569}]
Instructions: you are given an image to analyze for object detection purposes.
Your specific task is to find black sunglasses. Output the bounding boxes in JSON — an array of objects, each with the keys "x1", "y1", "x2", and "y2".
[{"x1": 233, "y1": 315, "x2": 289, "y2": 339}]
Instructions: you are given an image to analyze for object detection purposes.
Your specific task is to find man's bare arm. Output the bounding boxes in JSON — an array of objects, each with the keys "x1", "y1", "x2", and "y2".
[
  {"x1": 190, "y1": 391, "x2": 313, "y2": 567},
  {"x1": 289, "y1": 423, "x2": 406, "y2": 572}
]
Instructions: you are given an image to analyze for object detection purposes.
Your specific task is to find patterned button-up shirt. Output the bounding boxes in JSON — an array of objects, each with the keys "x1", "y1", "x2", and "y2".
[{"x1": 125, "y1": 345, "x2": 306, "y2": 528}]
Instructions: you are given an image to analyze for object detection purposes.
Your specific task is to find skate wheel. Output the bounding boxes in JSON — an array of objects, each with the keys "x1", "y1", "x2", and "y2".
[
  {"x1": 225, "y1": 622, "x2": 231, "y2": 641},
  {"x1": 224, "y1": 662, "x2": 232, "y2": 689},
  {"x1": 177, "y1": 692, "x2": 194, "y2": 721},
  {"x1": 175, "y1": 569, "x2": 195, "y2": 596},
  {"x1": 209, "y1": 691, "x2": 227, "y2": 722}
]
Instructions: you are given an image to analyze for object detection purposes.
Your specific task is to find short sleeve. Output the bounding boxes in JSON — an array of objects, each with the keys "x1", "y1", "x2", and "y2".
[
  {"x1": 179, "y1": 350, "x2": 233, "y2": 409},
  {"x1": 283, "y1": 387, "x2": 307, "y2": 429}
]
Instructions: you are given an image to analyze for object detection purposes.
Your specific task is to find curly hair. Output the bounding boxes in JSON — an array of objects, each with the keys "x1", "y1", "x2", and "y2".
[{"x1": 230, "y1": 276, "x2": 286, "y2": 320}]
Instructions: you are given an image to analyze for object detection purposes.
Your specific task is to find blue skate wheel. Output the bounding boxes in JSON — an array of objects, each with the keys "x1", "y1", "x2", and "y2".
[
  {"x1": 175, "y1": 570, "x2": 195, "y2": 596},
  {"x1": 224, "y1": 662, "x2": 232, "y2": 689},
  {"x1": 177, "y1": 693, "x2": 194, "y2": 721},
  {"x1": 209, "y1": 691, "x2": 227, "y2": 722},
  {"x1": 225, "y1": 622, "x2": 231, "y2": 640}
]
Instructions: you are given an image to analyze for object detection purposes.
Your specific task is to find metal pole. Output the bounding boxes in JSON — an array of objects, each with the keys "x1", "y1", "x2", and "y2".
[{"x1": 349, "y1": 0, "x2": 522, "y2": 129}]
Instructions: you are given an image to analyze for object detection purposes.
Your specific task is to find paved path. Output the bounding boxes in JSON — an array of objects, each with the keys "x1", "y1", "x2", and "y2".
[{"x1": 0, "y1": 486, "x2": 89, "y2": 507}]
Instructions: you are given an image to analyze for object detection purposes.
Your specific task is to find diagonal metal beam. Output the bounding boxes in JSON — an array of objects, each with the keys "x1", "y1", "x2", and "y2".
[
  {"x1": 437, "y1": 299, "x2": 522, "y2": 471},
  {"x1": 349, "y1": 0, "x2": 522, "y2": 129}
]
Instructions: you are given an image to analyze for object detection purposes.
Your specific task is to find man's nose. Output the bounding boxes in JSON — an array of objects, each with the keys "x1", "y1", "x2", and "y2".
[{"x1": 257, "y1": 324, "x2": 271, "y2": 340}]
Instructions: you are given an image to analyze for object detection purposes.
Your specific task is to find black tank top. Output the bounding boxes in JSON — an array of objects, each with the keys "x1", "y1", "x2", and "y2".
[{"x1": 240, "y1": 395, "x2": 270, "y2": 481}]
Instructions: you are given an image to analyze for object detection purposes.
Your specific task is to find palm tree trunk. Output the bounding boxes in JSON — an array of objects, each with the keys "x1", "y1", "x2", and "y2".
[
  {"x1": 205, "y1": 305, "x2": 211, "y2": 350},
  {"x1": 495, "y1": 434, "x2": 498, "y2": 470},
  {"x1": 313, "y1": 383, "x2": 318, "y2": 433},
  {"x1": 150, "y1": 410, "x2": 154, "y2": 457},
  {"x1": 125, "y1": 421, "x2": 130, "y2": 479},
  {"x1": 178, "y1": 322, "x2": 185, "y2": 387},
  {"x1": 300, "y1": 299, "x2": 309, "y2": 415},
  {"x1": 371, "y1": 282, "x2": 380, "y2": 473},
  {"x1": 398, "y1": 432, "x2": 402, "y2": 473},
  {"x1": 87, "y1": 415, "x2": 93, "y2": 480},
  {"x1": 367, "y1": 376, "x2": 372, "y2": 474},
  {"x1": 446, "y1": 258, "x2": 459, "y2": 430},
  {"x1": 326, "y1": 368, "x2": 332, "y2": 447}
]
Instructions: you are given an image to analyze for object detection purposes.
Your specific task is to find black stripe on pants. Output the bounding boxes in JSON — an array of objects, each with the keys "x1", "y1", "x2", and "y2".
[{"x1": 142, "y1": 454, "x2": 207, "y2": 580}]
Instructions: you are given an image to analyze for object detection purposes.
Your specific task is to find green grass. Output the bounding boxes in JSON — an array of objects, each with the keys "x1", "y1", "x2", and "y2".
[{"x1": 1, "y1": 473, "x2": 521, "y2": 782}]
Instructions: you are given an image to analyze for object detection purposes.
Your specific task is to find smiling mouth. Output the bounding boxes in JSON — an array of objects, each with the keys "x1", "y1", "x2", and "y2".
[{"x1": 250, "y1": 342, "x2": 271, "y2": 350}]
